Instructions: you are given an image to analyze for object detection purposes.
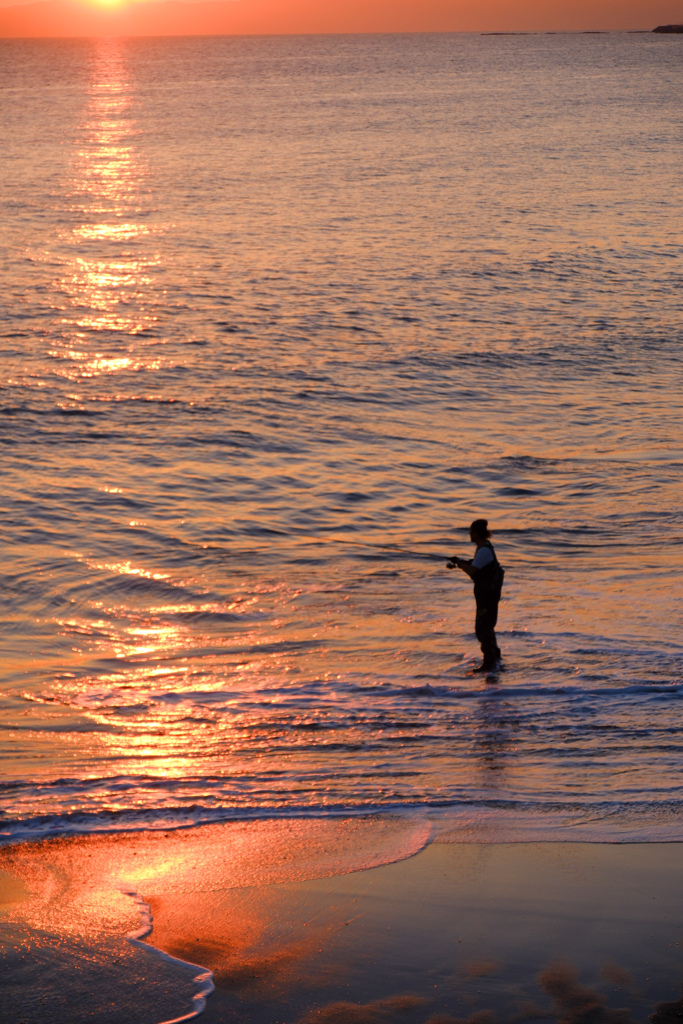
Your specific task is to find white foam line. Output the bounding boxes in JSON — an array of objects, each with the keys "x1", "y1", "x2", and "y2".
[{"x1": 121, "y1": 888, "x2": 215, "y2": 1024}]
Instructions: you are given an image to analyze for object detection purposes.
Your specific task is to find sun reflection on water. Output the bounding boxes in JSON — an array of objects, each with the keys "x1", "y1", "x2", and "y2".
[{"x1": 52, "y1": 39, "x2": 165, "y2": 373}]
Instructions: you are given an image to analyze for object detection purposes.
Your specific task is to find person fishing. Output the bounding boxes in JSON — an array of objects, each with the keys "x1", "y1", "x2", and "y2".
[{"x1": 447, "y1": 519, "x2": 505, "y2": 674}]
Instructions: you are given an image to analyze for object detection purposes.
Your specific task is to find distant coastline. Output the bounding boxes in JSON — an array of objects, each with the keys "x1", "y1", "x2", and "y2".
[{"x1": 653, "y1": 24, "x2": 683, "y2": 32}]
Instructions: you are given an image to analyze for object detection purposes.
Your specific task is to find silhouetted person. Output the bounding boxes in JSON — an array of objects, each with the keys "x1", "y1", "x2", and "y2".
[{"x1": 447, "y1": 519, "x2": 505, "y2": 673}]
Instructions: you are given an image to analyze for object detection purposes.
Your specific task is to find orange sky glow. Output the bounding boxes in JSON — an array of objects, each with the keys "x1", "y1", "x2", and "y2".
[{"x1": 0, "y1": 0, "x2": 681, "y2": 37}]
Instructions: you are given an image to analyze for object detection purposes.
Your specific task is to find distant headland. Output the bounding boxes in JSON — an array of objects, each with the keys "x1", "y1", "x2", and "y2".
[{"x1": 653, "y1": 24, "x2": 683, "y2": 32}]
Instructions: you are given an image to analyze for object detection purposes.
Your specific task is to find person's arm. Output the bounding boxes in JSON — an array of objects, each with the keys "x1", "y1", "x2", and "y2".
[{"x1": 446, "y1": 556, "x2": 478, "y2": 579}]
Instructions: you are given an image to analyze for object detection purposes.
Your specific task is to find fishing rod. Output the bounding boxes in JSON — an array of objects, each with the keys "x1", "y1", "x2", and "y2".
[
  {"x1": 144, "y1": 524, "x2": 450, "y2": 563},
  {"x1": 297, "y1": 535, "x2": 448, "y2": 562}
]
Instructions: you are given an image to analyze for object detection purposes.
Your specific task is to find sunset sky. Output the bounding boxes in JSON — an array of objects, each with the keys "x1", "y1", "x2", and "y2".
[{"x1": 0, "y1": 0, "x2": 681, "y2": 37}]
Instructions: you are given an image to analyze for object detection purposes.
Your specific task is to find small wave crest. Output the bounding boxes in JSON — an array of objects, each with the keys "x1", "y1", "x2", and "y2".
[
  {"x1": 122, "y1": 889, "x2": 214, "y2": 1024},
  {"x1": 2, "y1": 797, "x2": 682, "y2": 845}
]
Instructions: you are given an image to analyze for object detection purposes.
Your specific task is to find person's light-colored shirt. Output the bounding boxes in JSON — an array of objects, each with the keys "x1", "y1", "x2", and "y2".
[{"x1": 472, "y1": 546, "x2": 494, "y2": 570}]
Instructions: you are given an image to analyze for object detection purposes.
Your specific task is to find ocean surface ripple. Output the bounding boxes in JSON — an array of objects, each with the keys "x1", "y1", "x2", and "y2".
[{"x1": 1, "y1": 32, "x2": 682, "y2": 845}]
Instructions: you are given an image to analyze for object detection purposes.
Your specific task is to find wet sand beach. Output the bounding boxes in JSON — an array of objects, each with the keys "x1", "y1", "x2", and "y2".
[{"x1": 1, "y1": 819, "x2": 682, "y2": 1023}]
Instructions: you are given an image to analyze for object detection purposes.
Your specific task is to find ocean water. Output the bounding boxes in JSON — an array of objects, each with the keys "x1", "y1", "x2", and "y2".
[{"x1": 1, "y1": 31, "x2": 683, "y2": 852}]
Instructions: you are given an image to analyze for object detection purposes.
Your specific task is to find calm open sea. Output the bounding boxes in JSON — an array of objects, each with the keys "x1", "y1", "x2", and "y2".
[{"x1": 1, "y1": 31, "x2": 682, "y2": 849}]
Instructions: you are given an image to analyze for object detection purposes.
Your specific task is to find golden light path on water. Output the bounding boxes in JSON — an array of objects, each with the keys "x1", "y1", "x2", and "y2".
[{"x1": 50, "y1": 40, "x2": 163, "y2": 385}]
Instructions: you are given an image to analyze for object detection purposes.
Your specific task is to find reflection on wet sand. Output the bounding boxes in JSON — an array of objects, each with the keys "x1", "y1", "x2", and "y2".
[
  {"x1": 2, "y1": 828, "x2": 681, "y2": 1023},
  {"x1": 195, "y1": 840, "x2": 683, "y2": 1024},
  {"x1": 0, "y1": 818, "x2": 428, "y2": 1021}
]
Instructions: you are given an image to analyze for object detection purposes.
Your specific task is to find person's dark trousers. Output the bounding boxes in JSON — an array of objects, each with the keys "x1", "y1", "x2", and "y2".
[{"x1": 475, "y1": 598, "x2": 500, "y2": 668}]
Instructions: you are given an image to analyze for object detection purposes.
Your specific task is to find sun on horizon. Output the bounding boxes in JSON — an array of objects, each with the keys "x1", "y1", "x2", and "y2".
[{"x1": 82, "y1": 0, "x2": 137, "y2": 10}]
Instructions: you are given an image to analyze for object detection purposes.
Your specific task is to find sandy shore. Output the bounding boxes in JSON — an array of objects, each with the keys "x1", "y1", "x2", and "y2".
[{"x1": 1, "y1": 818, "x2": 682, "y2": 1023}]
